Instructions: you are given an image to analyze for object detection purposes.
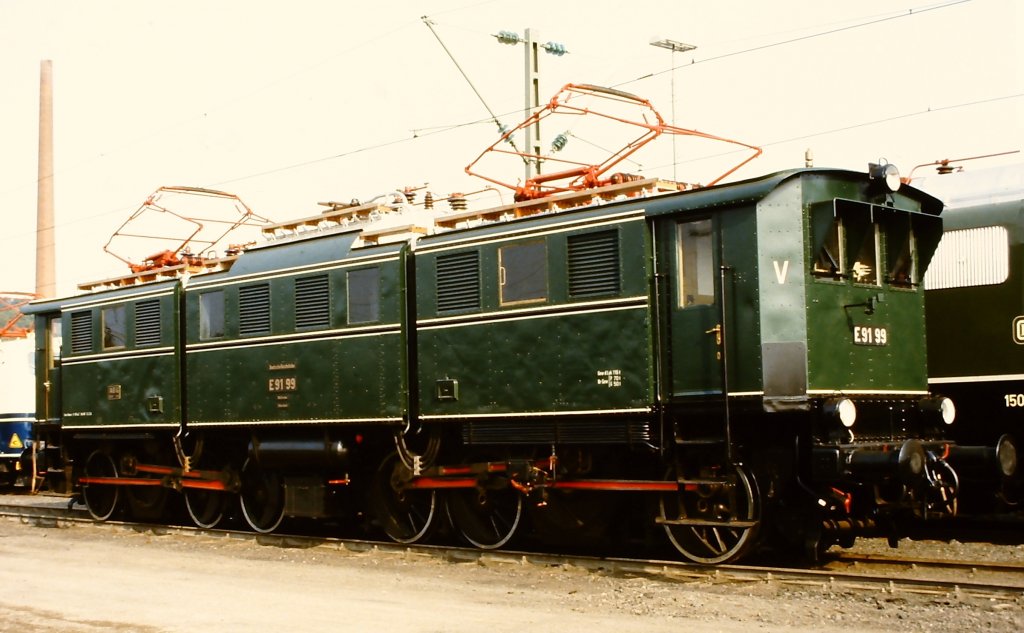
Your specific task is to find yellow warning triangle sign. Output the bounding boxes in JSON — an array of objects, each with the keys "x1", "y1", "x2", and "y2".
[{"x1": 8, "y1": 433, "x2": 23, "y2": 449}]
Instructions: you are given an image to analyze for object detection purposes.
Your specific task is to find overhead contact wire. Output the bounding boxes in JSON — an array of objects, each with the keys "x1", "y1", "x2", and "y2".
[{"x1": 616, "y1": 0, "x2": 973, "y2": 89}]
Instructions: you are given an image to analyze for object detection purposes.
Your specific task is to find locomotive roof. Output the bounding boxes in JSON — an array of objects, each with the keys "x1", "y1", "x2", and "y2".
[
  {"x1": 640, "y1": 167, "x2": 943, "y2": 218},
  {"x1": 25, "y1": 278, "x2": 180, "y2": 314},
  {"x1": 25, "y1": 166, "x2": 943, "y2": 315}
]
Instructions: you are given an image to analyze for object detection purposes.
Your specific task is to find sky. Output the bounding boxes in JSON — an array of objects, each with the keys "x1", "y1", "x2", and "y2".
[{"x1": 0, "y1": 0, "x2": 1021, "y2": 295}]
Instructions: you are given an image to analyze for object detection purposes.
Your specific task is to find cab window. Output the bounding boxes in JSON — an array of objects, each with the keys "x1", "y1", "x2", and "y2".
[
  {"x1": 49, "y1": 316, "x2": 62, "y2": 366},
  {"x1": 677, "y1": 219, "x2": 715, "y2": 307},
  {"x1": 850, "y1": 222, "x2": 880, "y2": 285},
  {"x1": 888, "y1": 228, "x2": 916, "y2": 287},
  {"x1": 812, "y1": 218, "x2": 844, "y2": 278}
]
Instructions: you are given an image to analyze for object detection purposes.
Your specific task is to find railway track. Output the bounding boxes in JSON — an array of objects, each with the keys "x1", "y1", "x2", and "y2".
[
  {"x1": 831, "y1": 550, "x2": 1024, "y2": 577},
  {"x1": 1, "y1": 497, "x2": 1022, "y2": 602}
]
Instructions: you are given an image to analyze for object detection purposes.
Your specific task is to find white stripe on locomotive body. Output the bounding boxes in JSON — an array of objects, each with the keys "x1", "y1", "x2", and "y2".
[
  {"x1": 929, "y1": 374, "x2": 1024, "y2": 384},
  {"x1": 807, "y1": 389, "x2": 930, "y2": 396},
  {"x1": 420, "y1": 407, "x2": 652, "y2": 420},
  {"x1": 185, "y1": 253, "x2": 401, "y2": 291},
  {"x1": 633, "y1": 390, "x2": 930, "y2": 398},
  {"x1": 417, "y1": 296, "x2": 648, "y2": 329},
  {"x1": 189, "y1": 417, "x2": 403, "y2": 427},
  {"x1": 61, "y1": 347, "x2": 176, "y2": 365},
  {"x1": 61, "y1": 422, "x2": 180, "y2": 430},
  {"x1": 416, "y1": 209, "x2": 646, "y2": 255},
  {"x1": 186, "y1": 324, "x2": 402, "y2": 354},
  {"x1": 61, "y1": 417, "x2": 402, "y2": 430}
]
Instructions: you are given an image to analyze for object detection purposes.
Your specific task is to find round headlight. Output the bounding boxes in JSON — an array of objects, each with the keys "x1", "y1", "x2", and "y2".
[
  {"x1": 826, "y1": 397, "x2": 857, "y2": 428},
  {"x1": 996, "y1": 434, "x2": 1017, "y2": 478},
  {"x1": 922, "y1": 395, "x2": 957, "y2": 425},
  {"x1": 882, "y1": 164, "x2": 901, "y2": 192},
  {"x1": 869, "y1": 162, "x2": 901, "y2": 193},
  {"x1": 939, "y1": 397, "x2": 956, "y2": 425},
  {"x1": 838, "y1": 398, "x2": 857, "y2": 428}
]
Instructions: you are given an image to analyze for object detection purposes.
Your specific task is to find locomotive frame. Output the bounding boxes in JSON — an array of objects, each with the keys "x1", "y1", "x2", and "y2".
[{"x1": 26, "y1": 167, "x2": 999, "y2": 563}]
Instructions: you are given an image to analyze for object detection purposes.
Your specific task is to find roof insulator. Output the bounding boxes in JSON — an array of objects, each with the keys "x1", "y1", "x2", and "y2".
[
  {"x1": 448, "y1": 193, "x2": 467, "y2": 211},
  {"x1": 499, "y1": 123, "x2": 514, "y2": 144},
  {"x1": 550, "y1": 132, "x2": 569, "y2": 153},
  {"x1": 495, "y1": 30, "x2": 521, "y2": 45},
  {"x1": 543, "y1": 41, "x2": 567, "y2": 56}
]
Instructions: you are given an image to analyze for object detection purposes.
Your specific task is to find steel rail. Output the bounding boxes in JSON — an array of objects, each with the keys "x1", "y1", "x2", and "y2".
[
  {"x1": 0, "y1": 501, "x2": 1021, "y2": 601},
  {"x1": 830, "y1": 551, "x2": 1024, "y2": 575}
]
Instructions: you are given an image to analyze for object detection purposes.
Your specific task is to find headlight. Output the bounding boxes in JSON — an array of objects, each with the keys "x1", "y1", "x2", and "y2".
[
  {"x1": 826, "y1": 398, "x2": 857, "y2": 428},
  {"x1": 869, "y1": 162, "x2": 901, "y2": 193},
  {"x1": 996, "y1": 434, "x2": 1017, "y2": 478},
  {"x1": 939, "y1": 397, "x2": 956, "y2": 424},
  {"x1": 922, "y1": 396, "x2": 956, "y2": 425}
]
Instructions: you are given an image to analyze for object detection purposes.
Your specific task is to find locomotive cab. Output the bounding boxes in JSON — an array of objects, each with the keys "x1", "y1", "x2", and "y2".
[{"x1": 648, "y1": 168, "x2": 983, "y2": 560}]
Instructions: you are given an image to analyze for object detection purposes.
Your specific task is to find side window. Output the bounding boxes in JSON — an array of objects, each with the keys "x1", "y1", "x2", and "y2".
[
  {"x1": 677, "y1": 219, "x2": 715, "y2": 307},
  {"x1": 499, "y1": 240, "x2": 547, "y2": 305},
  {"x1": 348, "y1": 267, "x2": 381, "y2": 324},
  {"x1": 850, "y1": 222, "x2": 880, "y2": 285},
  {"x1": 888, "y1": 227, "x2": 916, "y2": 287},
  {"x1": 102, "y1": 305, "x2": 127, "y2": 350},
  {"x1": 49, "y1": 316, "x2": 63, "y2": 366},
  {"x1": 813, "y1": 218, "x2": 844, "y2": 278},
  {"x1": 199, "y1": 290, "x2": 225, "y2": 340}
]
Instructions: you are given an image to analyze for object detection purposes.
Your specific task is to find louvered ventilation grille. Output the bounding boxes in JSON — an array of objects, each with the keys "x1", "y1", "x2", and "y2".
[
  {"x1": 295, "y1": 275, "x2": 330, "y2": 329},
  {"x1": 135, "y1": 300, "x2": 161, "y2": 347},
  {"x1": 924, "y1": 226, "x2": 1009, "y2": 290},
  {"x1": 70, "y1": 311, "x2": 92, "y2": 354},
  {"x1": 568, "y1": 231, "x2": 620, "y2": 297},
  {"x1": 239, "y1": 284, "x2": 271, "y2": 336},
  {"x1": 436, "y1": 252, "x2": 481, "y2": 312}
]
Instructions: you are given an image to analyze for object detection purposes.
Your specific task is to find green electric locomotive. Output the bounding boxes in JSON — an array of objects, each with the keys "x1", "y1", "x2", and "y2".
[
  {"x1": 923, "y1": 164, "x2": 1023, "y2": 508},
  {"x1": 25, "y1": 163, "x2": 998, "y2": 564}
]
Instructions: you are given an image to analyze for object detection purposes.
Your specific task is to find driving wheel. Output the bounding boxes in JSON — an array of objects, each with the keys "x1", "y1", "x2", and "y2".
[
  {"x1": 239, "y1": 458, "x2": 286, "y2": 533},
  {"x1": 446, "y1": 482, "x2": 524, "y2": 549},
  {"x1": 82, "y1": 450, "x2": 121, "y2": 521},
  {"x1": 659, "y1": 464, "x2": 760, "y2": 564},
  {"x1": 369, "y1": 451, "x2": 438, "y2": 544}
]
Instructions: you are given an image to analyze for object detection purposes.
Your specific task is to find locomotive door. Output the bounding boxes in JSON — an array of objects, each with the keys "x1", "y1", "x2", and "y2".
[
  {"x1": 665, "y1": 217, "x2": 724, "y2": 397},
  {"x1": 41, "y1": 314, "x2": 62, "y2": 424}
]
